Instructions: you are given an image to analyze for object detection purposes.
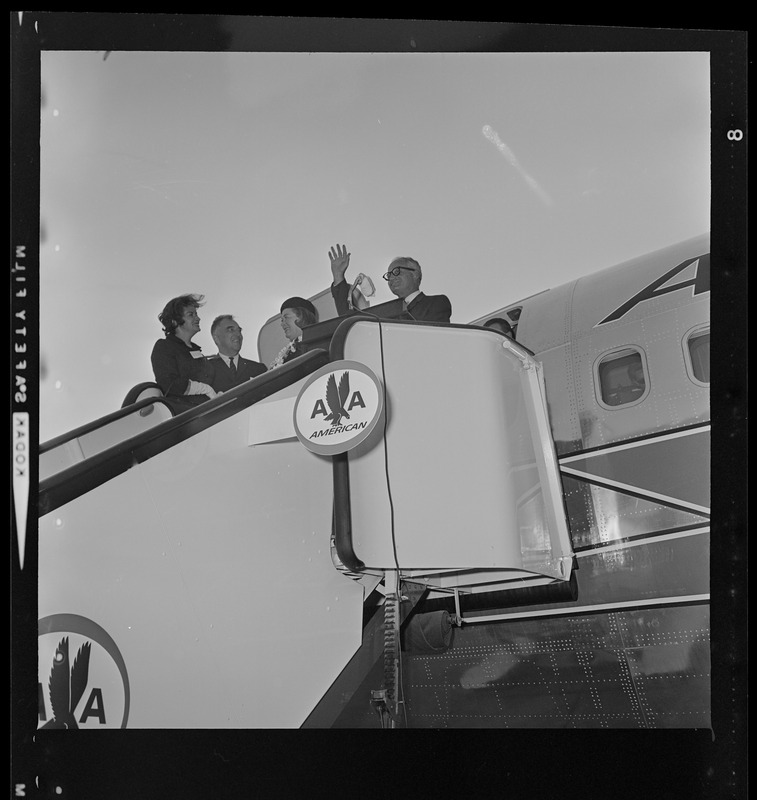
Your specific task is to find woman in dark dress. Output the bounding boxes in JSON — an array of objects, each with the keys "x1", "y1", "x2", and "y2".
[{"x1": 151, "y1": 293, "x2": 219, "y2": 413}]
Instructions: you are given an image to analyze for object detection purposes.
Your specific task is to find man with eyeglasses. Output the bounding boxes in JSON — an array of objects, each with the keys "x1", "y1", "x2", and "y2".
[{"x1": 328, "y1": 243, "x2": 452, "y2": 323}]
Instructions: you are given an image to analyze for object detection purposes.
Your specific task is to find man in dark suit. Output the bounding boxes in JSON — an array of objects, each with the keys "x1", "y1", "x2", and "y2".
[
  {"x1": 328, "y1": 243, "x2": 452, "y2": 323},
  {"x1": 207, "y1": 315, "x2": 266, "y2": 392}
]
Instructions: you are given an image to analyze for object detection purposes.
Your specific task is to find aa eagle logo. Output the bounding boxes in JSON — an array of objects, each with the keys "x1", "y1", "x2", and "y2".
[
  {"x1": 309, "y1": 371, "x2": 367, "y2": 426},
  {"x1": 40, "y1": 636, "x2": 92, "y2": 729},
  {"x1": 38, "y1": 614, "x2": 132, "y2": 729},
  {"x1": 324, "y1": 371, "x2": 351, "y2": 426}
]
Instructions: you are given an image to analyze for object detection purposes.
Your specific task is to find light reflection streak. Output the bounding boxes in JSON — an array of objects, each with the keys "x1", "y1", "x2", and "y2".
[{"x1": 482, "y1": 124, "x2": 553, "y2": 207}]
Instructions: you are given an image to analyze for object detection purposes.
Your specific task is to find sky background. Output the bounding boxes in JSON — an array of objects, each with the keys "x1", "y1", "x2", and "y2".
[{"x1": 38, "y1": 44, "x2": 711, "y2": 442}]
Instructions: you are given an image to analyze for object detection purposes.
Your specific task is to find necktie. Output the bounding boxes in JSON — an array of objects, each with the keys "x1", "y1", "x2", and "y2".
[{"x1": 229, "y1": 357, "x2": 237, "y2": 376}]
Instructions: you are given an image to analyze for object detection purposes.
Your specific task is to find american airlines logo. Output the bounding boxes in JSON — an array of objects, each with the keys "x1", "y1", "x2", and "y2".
[
  {"x1": 38, "y1": 614, "x2": 130, "y2": 729},
  {"x1": 293, "y1": 361, "x2": 385, "y2": 455}
]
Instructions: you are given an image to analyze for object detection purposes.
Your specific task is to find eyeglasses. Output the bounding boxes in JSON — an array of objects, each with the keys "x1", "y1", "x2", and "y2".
[{"x1": 383, "y1": 266, "x2": 416, "y2": 281}]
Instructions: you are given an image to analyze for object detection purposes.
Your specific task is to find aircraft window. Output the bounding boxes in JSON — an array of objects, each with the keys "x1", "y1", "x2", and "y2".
[
  {"x1": 597, "y1": 349, "x2": 647, "y2": 407},
  {"x1": 504, "y1": 307, "x2": 522, "y2": 339},
  {"x1": 479, "y1": 306, "x2": 521, "y2": 339},
  {"x1": 686, "y1": 329, "x2": 710, "y2": 384}
]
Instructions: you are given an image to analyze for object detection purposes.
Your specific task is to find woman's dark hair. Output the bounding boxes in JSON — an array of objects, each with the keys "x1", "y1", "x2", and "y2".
[
  {"x1": 292, "y1": 306, "x2": 318, "y2": 329},
  {"x1": 158, "y1": 294, "x2": 205, "y2": 335}
]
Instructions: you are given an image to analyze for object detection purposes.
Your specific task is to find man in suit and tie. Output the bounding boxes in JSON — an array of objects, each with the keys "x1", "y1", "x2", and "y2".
[
  {"x1": 207, "y1": 315, "x2": 266, "y2": 392},
  {"x1": 328, "y1": 243, "x2": 452, "y2": 323}
]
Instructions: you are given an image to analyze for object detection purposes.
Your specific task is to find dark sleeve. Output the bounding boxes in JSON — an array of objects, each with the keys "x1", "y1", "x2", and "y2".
[{"x1": 330, "y1": 280, "x2": 350, "y2": 316}]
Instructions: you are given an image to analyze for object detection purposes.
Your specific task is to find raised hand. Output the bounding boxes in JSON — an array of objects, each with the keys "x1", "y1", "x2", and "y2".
[{"x1": 329, "y1": 243, "x2": 351, "y2": 284}]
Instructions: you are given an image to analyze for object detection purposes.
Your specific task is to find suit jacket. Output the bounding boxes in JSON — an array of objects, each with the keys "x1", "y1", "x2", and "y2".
[
  {"x1": 403, "y1": 291, "x2": 452, "y2": 323},
  {"x1": 207, "y1": 354, "x2": 267, "y2": 392},
  {"x1": 331, "y1": 280, "x2": 452, "y2": 323}
]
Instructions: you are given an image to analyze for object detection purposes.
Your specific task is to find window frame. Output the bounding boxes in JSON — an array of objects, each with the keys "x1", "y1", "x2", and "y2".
[
  {"x1": 503, "y1": 306, "x2": 522, "y2": 340},
  {"x1": 593, "y1": 346, "x2": 650, "y2": 410},
  {"x1": 682, "y1": 324, "x2": 710, "y2": 387}
]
